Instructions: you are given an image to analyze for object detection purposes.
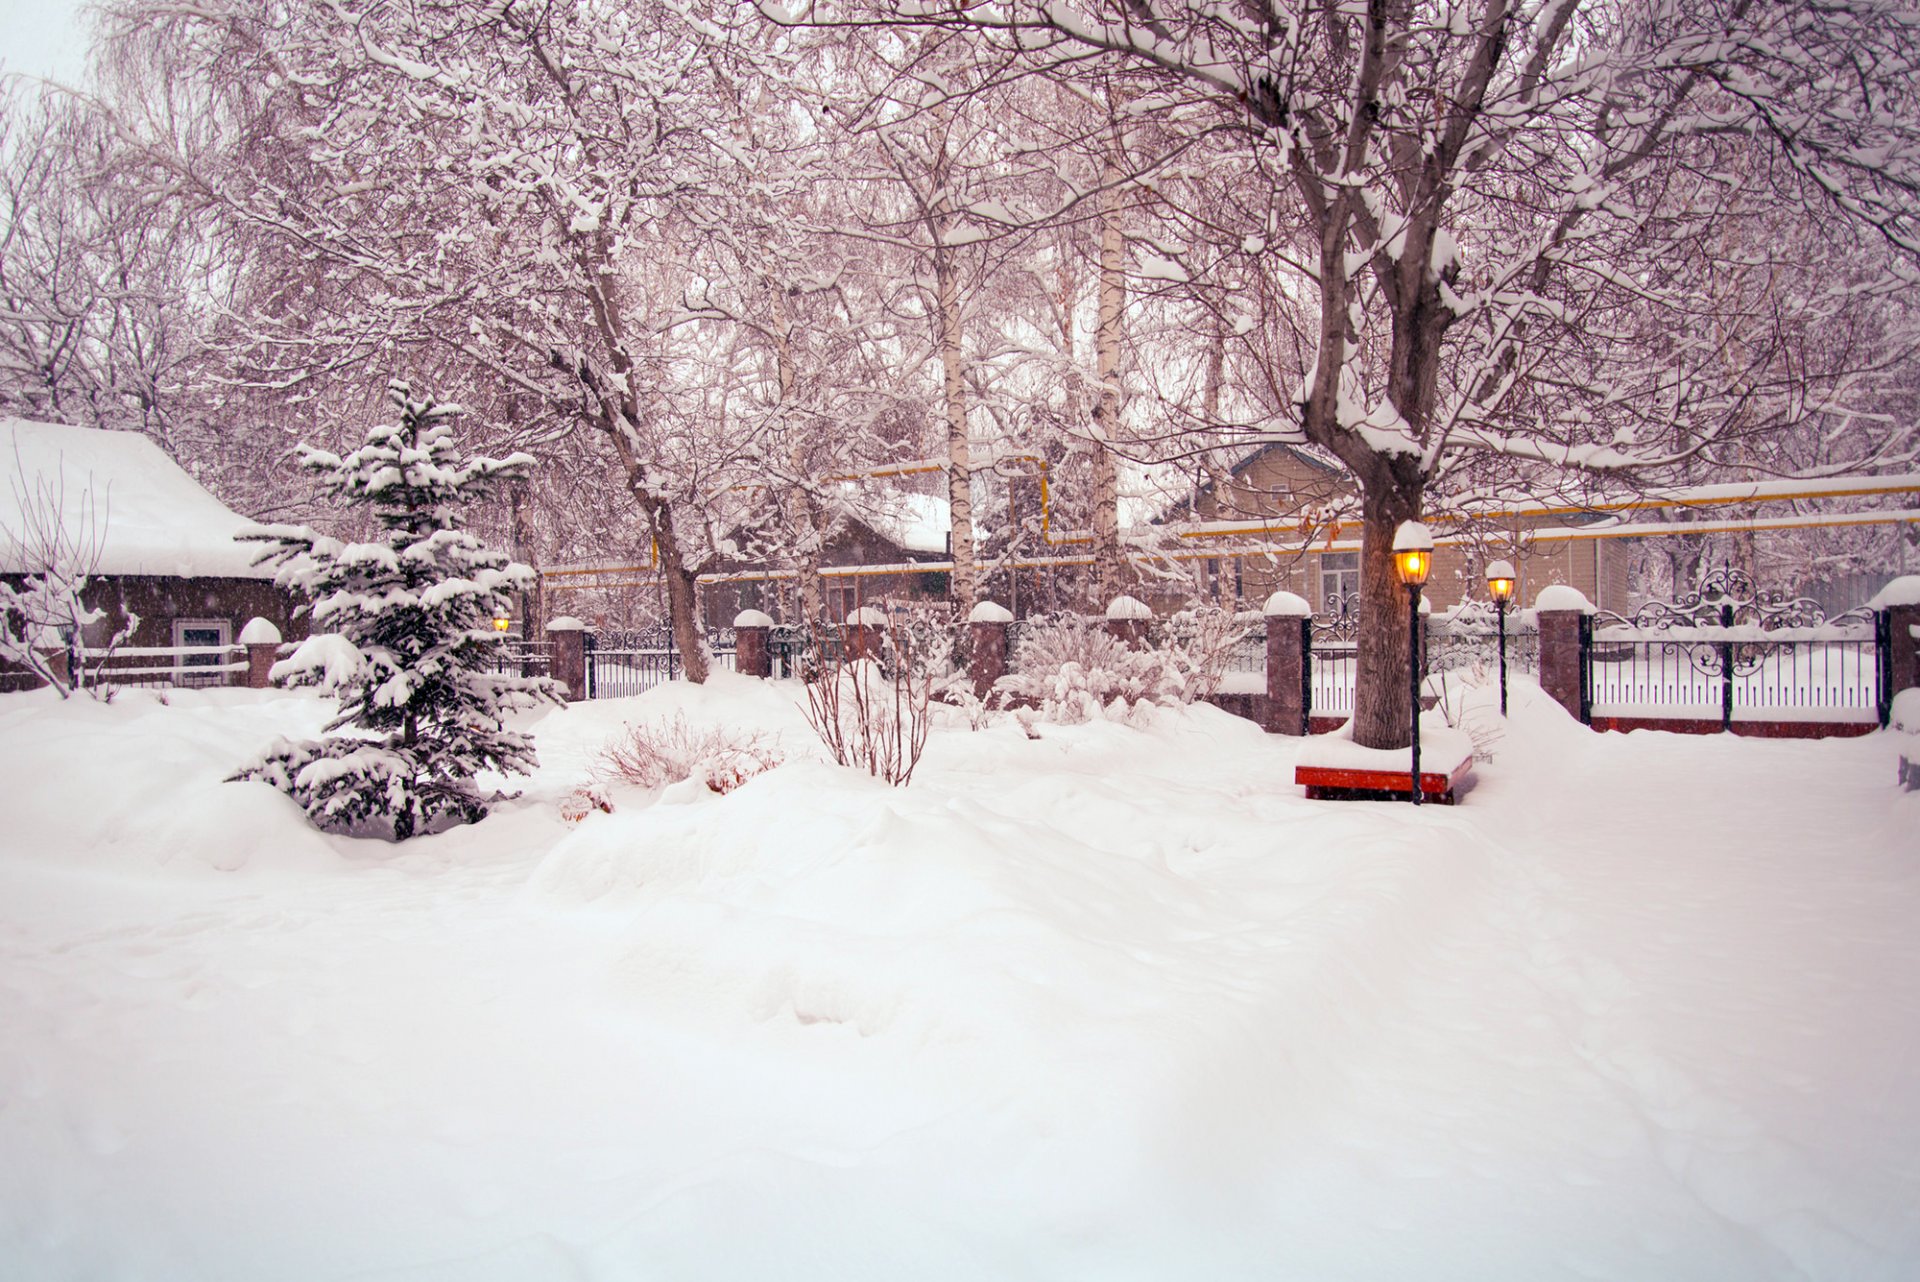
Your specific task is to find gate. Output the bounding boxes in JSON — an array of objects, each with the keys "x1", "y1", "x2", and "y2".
[
  {"x1": 584, "y1": 627, "x2": 736, "y2": 698},
  {"x1": 1581, "y1": 568, "x2": 1884, "y2": 732}
]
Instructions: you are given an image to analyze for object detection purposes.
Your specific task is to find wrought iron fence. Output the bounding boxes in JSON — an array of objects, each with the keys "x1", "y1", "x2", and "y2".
[
  {"x1": 1585, "y1": 567, "x2": 1886, "y2": 727},
  {"x1": 584, "y1": 627, "x2": 736, "y2": 698},
  {"x1": 1427, "y1": 606, "x2": 1541, "y2": 681},
  {"x1": 487, "y1": 639, "x2": 553, "y2": 680},
  {"x1": 1586, "y1": 628, "x2": 1880, "y2": 721}
]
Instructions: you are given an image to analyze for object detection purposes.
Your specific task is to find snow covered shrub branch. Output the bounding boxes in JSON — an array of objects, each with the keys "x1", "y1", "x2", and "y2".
[
  {"x1": 803, "y1": 630, "x2": 932, "y2": 786},
  {"x1": 998, "y1": 613, "x2": 1189, "y2": 725},
  {"x1": 1163, "y1": 607, "x2": 1258, "y2": 703},
  {"x1": 596, "y1": 714, "x2": 782, "y2": 796},
  {"x1": 232, "y1": 383, "x2": 562, "y2": 840},
  {"x1": 0, "y1": 449, "x2": 136, "y2": 698}
]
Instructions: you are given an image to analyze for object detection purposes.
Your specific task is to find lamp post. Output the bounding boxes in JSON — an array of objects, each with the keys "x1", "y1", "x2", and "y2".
[
  {"x1": 1392, "y1": 521, "x2": 1435, "y2": 806},
  {"x1": 1485, "y1": 559, "x2": 1516, "y2": 716}
]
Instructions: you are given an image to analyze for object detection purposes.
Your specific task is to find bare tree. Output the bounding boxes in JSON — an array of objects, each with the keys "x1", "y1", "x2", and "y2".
[{"x1": 780, "y1": 0, "x2": 1920, "y2": 747}]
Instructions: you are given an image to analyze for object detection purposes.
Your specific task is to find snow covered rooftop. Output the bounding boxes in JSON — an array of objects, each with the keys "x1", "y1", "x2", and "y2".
[
  {"x1": 851, "y1": 488, "x2": 952, "y2": 555},
  {"x1": 1, "y1": 419, "x2": 274, "y2": 579}
]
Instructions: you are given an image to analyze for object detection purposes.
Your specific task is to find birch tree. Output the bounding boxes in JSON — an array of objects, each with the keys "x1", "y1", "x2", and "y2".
[{"x1": 787, "y1": 0, "x2": 1920, "y2": 748}]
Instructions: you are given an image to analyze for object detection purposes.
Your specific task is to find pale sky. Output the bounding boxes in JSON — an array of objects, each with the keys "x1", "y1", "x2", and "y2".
[{"x1": 0, "y1": 0, "x2": 93, "y2": 87}]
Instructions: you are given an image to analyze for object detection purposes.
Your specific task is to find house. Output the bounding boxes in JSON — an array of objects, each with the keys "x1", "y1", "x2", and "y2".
[
  {"x1": 1173, "y1": 442, "x2": 1632, "y2": 614},
  {"x1": 1, "y1": 419, "x2": 304, "y2": 689},
  {"x1": 702, "y1": 487, "x2": 954, "y2": 627}
]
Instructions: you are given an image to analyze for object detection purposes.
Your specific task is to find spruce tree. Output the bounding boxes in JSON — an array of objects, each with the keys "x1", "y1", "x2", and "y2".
[{"x1": 237, "y1": 382, "x2": 561, "y2": 839}]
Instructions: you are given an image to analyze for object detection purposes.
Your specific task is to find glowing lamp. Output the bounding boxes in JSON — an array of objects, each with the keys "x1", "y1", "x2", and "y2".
[
  {"x1": 1485, "y1": 559, "x2": 1517, "y2": 604},
  {"x1": 492, "y1": 615, "x2": 512, "y2": 634},
  {"x1": 1392, "y1": 521, "x2": 1435, "y2": 588}
]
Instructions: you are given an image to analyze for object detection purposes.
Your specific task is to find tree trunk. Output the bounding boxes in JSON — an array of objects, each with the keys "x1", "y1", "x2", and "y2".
[
  {"x1": 1088, "y1": 154, "x2": 1127, "y2": 607},
  {"x1": 770, "y1": 282, "x2": 829, "y2": 632},
  {"x1": 1350, "y1": 476, "x2": 1423, "y2": 750},
  {"x1": 934, "y1": 243, "x2": 977, "y2": 617},
  {"x1": 638, "y1": 490, "x2": 710, "y2": 685}
]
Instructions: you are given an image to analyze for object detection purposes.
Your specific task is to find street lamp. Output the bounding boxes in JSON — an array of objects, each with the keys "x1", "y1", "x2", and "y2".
[
  {"x1": 1393, "y1": 521, "x2": 1435, "y2": 807},
  {"x1": 492, "y1": 614, "x2": 513, "y2": 635},
  {"x1": 1485, "y1": 558, "x2": 1516, "y2": 716}
]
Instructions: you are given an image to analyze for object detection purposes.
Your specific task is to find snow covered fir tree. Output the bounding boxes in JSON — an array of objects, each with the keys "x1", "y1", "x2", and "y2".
[{"x1": 236, "y1": 383, "x2": 561, "y2": 839}]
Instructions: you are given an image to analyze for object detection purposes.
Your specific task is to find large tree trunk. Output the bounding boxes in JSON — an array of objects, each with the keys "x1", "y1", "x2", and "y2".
[
  {"x1": 637, "y1": 489, "x2": 710, "y2": 685},
  {"x1": 1350, "y1": 474, "x2": 1423, "y2": 750},
  {"x1": 934, "y1": 243, "x2": 977, "y2": 617},
  {"x1": 770, "y1": 283, "x2": 829, "y2": 632},
  {"x1": 1088, "y1": 154, "x2": 1127, "y2": 607}
]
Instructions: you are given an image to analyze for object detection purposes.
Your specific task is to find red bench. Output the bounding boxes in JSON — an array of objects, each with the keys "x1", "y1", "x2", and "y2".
[{"x1": 1295, "y1": 745, "x2": 1475, "y2": 805}]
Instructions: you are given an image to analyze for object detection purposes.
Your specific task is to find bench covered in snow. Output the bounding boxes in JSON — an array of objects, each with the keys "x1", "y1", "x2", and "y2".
[{"x1": 1295, "y1": 724, "x2": 1476, "y2": 805}]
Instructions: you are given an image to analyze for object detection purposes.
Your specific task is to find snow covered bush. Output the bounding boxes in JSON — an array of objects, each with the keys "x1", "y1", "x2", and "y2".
[
  {"x1": 232, "y1": 383, "x2": 562, "y2": 840},
  {"x1": 1163, "y1": 607, "x2": 1260, "y2": 702},
  {"x1": 596, "y1": 714, "x2": 782, "y2": 796},
  {"x1": 1000, "y1": 613, "x2": 1187, "y2": 725}
]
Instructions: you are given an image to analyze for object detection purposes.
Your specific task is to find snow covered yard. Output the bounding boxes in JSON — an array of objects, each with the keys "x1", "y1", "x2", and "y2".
[{"x1": 1, "y1": 678, "x2": 1917, "y2": 1282}]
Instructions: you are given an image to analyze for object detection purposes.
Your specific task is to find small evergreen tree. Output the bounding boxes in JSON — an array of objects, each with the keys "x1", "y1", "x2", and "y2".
[{"x1": 236, "y1": 382, "x2": 561, "y2": 839}]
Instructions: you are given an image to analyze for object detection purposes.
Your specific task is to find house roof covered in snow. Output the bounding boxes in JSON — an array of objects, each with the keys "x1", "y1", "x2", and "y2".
[
  {"x1": 1, "y1": 419, "x2": 274, "y2": 579},
  {"x1": 856, "y1": 489, "x2": 952, "y2": 555}
]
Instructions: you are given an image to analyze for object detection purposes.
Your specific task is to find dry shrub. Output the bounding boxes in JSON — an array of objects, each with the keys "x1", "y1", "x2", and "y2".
[
  {"x1": 597, "y1": 713, "x2": 782, "y2": 795},
  {"x1": 803, "y1": 650, "x2": 932, "y2": 787},
  {"x1": 558, "y1": 784, "x2": 613, "y2": 823}
]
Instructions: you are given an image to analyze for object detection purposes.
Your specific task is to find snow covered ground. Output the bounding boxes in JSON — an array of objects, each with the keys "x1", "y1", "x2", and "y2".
[{"x1": 2, "y1": 676, "x2": 1917, "y2": 1281}]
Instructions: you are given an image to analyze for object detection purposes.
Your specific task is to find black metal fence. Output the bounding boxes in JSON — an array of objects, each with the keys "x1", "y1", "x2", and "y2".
[
  {"x1": 584, "y1": 627, "x2": 736, "y2": 699},
  {"x1": 555, "y1": 571, "x2": 1900, "y2": 731},
  {"x1": 1582, "y1": 571, "x2": 1887, "y2": 727},
  {"x1": 487, "y1": 639, "x2": 554, "y2": 680}
]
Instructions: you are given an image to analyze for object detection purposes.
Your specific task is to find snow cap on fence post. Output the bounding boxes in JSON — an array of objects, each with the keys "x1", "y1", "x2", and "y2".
[
  {"x1": 1870, "y1": 576, "x2": 1920, "y2": 698},
  {"x1": 968, "y1": 600, "x2": 1014, "y2": 700},
  {"x1": 1105, "y1": 594, "x2": 1152, "y2": 648},
  {"x1": 1534, "y1": 585, "x2": 1595, "y2": 724},
  {"x1": 1532, "y1": 585, "x2": 1595, "y2": 615},
  {"x1": 844, "y1": 605, "x2": 887, "y2": 661},
  {"x1": 733, "y1": 609, "x2": 774, "y2": 679},
  {"x1": 546, "y1": 616, "x2": 588, "y2": 703},
  {"x1": 1263, "y1": 593, "x2": 1311, "y2": 735},
  {"x1": 240, "y1": 617, "x2": 283, "y2": 690}
]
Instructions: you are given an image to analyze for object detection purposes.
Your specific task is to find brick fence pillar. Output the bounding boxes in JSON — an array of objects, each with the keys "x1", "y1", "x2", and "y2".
[
  {"x1": 968, "y1": 600, "x2": 1013, "y2": 701},
  {"x1": 1535, "y1": 585, "x2": 1595, "y2": 724},
  {"x1": 1263, "y1": 590, "x2": 1312, "y2": 735},
  {"x1": 239, "y1": 617, "x2": 283, "y2": 689},
  {"x1": 845, "y1": 606, "x2": 887, "y2": 662},
  {"x1": 1890, "y1": 606, "x2": 1920, "y2": 696},
  {"x1": 547, "y1": 616, "x2": 587, "y2": 702},
  {"x1": 733, "y1": 609, "x2": 774, "y2": 678},
  {"x1": 1870, "y1": 576, "x2": 1920, "y2": 697},
  {"x1": 1105, "y1": 595, "x2": 1152, "y2": 649}
]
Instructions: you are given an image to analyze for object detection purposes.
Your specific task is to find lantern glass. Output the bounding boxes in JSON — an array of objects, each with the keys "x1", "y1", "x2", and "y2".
[
  {"x1": 1484, "y1": 557, "x2": 1517, "y2": 603},
  {"x1": 1394, "y1": 548, "x2": 1432, "y2": 588},
  {"x1": 492, "y1": 615, "x2": 512, "y2": 633}
]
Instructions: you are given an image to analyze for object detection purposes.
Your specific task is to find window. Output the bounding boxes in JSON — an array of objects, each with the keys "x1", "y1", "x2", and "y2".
[
  {"x1": 173, "y1": 618, "x2": 232, "y2": 686},
  {"x1": 1319, "y1": 552, "x2": 1360, "y2": 611}
]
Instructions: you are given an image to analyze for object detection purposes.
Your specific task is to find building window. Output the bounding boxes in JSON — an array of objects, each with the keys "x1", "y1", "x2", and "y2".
[
  {"x1": 1319, "y1": 551, "x2": 1360, "y2": 611},
  {"x1": 173, "y1": 618, "x2": 231, "y2": 686}
]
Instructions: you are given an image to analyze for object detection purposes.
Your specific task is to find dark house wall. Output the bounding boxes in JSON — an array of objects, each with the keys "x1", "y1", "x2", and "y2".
[
  {"x1": 702, "y1": 518, "x2": 948, "y2": 628},
  {"x1": 1, "y1": 573, "x2": 307, "y2": 693}
]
